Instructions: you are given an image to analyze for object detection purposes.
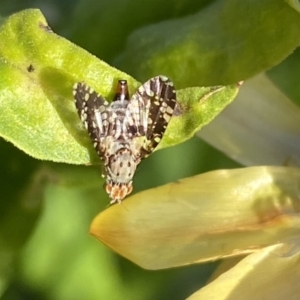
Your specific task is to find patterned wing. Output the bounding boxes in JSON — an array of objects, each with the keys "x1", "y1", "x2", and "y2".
[
  {"x1": 73, "y1": 82, "x2": 110, "y2": 157},
  {"x1": 127, "y1": 76, "x2": 176, "y2": 156},
  {"x1": 123, "y1": 87, "x2": 149, "y2": 139}
]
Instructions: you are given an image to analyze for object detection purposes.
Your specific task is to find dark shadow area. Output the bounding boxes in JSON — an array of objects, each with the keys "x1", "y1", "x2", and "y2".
[{"x1": 38, "y1": 66, "x2": 99, "y2": 163}]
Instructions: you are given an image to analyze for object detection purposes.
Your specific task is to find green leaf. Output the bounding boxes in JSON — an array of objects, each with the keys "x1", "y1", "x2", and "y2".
[
  {"x1": 90, "y1": 166, "x2": 300, "y2": 270},
  {"x1": 267, "y1": 47, "x2": 300, "y2": 107},
  {"x1": 69, "y1": 0, "x2": 213, "y2": 62},
  {"x1": 0, "y1": 9, "x2": 139, "y2": 164},
  {"x1": 116, "y1": 0, "x2": 300, "y2": 88},
  {"x1": 158, "y1": 83, "x2": 241, "y2": 150},
  {"x1": 0, "y1": 9, "x2": 241, "y2": 164}
]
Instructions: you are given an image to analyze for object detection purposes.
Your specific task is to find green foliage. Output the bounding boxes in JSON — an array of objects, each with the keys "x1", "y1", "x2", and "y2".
[
  {"x1": 115, "y1": 0, "x2": 300, "y2": 87},
  {"x1": 0, "y1": 9, "x2": 138, "y2": 164},
  {"x1": 0, "y1": 1, "x2": 300, "y2": 299},
  {"x1": 70, "y1": 0, "x2": 213, "y2": 62},
  {"x1": 0, "y1": 9, "x2": 240, "y2": 165},
  {"x1": 267, "y1": 47, "x2": 300, "y2": 105}
]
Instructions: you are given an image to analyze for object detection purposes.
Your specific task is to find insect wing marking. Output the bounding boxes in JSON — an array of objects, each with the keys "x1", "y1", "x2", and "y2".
[
  {"x1": 73, "y1": 76, "x2": 176, "y2": 204},
  {"x1": 73, "y1": 82, "x2": 111, "y2": 154},
  {"x1": 125, "y1": 88, "x2": 149, "y2": 138},
  {"x1": 129, "y1": 76, "x2": 176, "y2": 156}
]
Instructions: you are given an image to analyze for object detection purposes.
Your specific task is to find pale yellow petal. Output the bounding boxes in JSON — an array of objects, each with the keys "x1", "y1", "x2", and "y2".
[
  {"x1": 90, "y1": 166, "x2": 300, "y2": 269},
  {"x1": 188, "y1": 243, "x2": 300, "y2": 300},
  {"x1": 198, "y1": 74, "x2": 300, "y2": 166}
]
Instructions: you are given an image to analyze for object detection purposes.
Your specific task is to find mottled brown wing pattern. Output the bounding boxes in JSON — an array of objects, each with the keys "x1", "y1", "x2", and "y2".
[
  {"x1": 73, "y1": 76, "x2": 176, "y2": 204},
  {"x1": 73, "y1": 82, "x2": 111, "y2": 158},
  {"x1": 129, "y1": 76, "x2": 176, "y2": 157}
]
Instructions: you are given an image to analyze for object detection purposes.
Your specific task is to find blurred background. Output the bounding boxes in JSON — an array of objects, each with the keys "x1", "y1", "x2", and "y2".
[{"x1": 1, "y1": 0, "x2": 293, "y2": 299}]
